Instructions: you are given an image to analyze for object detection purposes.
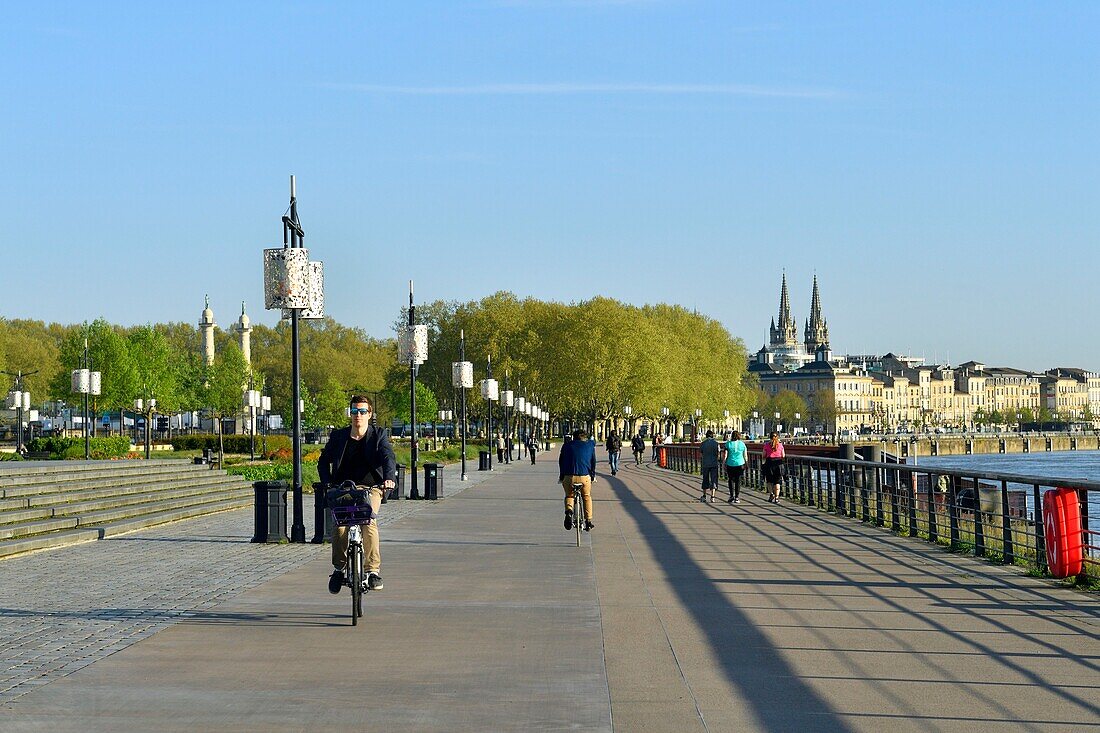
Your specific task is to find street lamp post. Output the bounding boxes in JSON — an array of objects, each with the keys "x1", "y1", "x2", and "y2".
[
  {"x1": 502, "y1": 373, "x2": 513, "y2": 464},
  {"x1": 623, "y1": 405, "x2": 633, "y2": 438},
  {"x1": 661, "y1": 406, "x2": 670, "y2": 438},
  {"x1": 134, "y1": 397, "x2": 157, "y2": 459},
  {"x1": 3, "y1": 370, "x2": 38, "y2": 451},
  {"x1": 452, "y1": 330, "x2": 473, "y2": 481},
  {"x1": 482, "y1": 357, "x2": 498, "y2": 470},
  {"x1": 398, "y1": 280, "x2": 428, "y2": 499},
  {"x1": 262, "y1": 176, "x2": 323, "y2": 542},
  {"x1": 244, "y1": 387, "x2": 261, "y2": 461},
  {"x1": 774, "y1": 411, "x2": 781, "y2": 434},
  {"x1": 693, "y1": 409, "x2": 702, "y2": 441},
  {"x1": 261, "y1": 395, "x2": 271, "y2": 454}
]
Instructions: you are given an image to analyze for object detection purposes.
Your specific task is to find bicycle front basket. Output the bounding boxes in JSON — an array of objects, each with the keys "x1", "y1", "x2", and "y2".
[{"x1": 326, "y1": 486, "x2": 376, "y2": 527}]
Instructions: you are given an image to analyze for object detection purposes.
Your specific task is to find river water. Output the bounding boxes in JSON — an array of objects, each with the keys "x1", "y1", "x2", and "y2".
[{"x1": 919, "y1": 451, "x2": 1099, "y2": 522}]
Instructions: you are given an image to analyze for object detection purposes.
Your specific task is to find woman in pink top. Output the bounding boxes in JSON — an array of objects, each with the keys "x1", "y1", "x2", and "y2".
[{"x1": 761, "y1": 432, "x2": 785, "y2": 503}]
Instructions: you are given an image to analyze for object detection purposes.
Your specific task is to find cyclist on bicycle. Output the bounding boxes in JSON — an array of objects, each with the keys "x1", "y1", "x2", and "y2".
[
  {"x1": 559, "y1": 429, "x2": 597, "y2": 531},
  {"x1": 319, "y1": 395, "x2": 396, "y2": 594}
]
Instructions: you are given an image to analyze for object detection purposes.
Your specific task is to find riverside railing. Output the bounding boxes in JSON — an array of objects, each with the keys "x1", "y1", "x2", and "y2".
[{"x1": 657, "y1": 443, "x2": 1097, "y2": 584}]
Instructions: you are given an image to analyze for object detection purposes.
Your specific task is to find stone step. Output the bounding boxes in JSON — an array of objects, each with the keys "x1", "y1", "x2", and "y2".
[
  {"x1": 0, "y1": 462, "x2": 212, "y2": 491},
  {"x1": 21, "y1": 475, "x2": 244, "y2": 508},
  {"x1": 74, "y1": 489, "x2": 252, "y2": 527},
  {"x1": 0, "y1": 528, "x2": 103, "y2": 559},
  {"x1": 96, "y1": 497, "x2": 253, "y2": 538},
  {"x1": 0, "y1": 467, "x2": 236, "y2": 499},
  {"x1": 40, "y1": 481, "x2": 248, "y2": 518},
  {"x1": 0, "y1": 516, "x2": 80, "y2": 540},
  {"x1": 0, "y1": 496, "x2": 30, "y2": 511}
]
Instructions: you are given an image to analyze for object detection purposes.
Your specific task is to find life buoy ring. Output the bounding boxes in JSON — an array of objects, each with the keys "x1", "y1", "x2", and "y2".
[
  {"x1": 1043, "y1": 487, "x2": 1083, "y2": 579},
  {"x1": 657, "y1": 446, "x2": 668, "y2": 468}
]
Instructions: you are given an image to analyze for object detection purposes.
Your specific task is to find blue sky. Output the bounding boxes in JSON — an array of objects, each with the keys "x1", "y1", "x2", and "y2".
[{"x1": 2, "y1": 2, "x2": 1097, "y2": 371}]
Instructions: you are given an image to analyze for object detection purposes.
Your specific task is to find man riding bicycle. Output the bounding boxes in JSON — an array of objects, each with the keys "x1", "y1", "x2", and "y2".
[
  {"x1": 559, "y1": 429, "x2": 597, "y2": 531},
  {"x1": 319, "y1": 395, "x2": 396, "y2": 594}
]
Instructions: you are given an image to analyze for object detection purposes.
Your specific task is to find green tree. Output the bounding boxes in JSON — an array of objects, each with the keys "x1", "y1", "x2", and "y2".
[
  {"x1": 128, "y1": 326, "x2": 184, "y2": 412},
  {"x1": 808, "y1": 388, "x2": 837, "y2": 429},
  {"x1": 382, "y1": 368, "x2": 439, "y2": 427},
  {"x1": 767, "y1": 389, "x2": 807, "y2": 430}
]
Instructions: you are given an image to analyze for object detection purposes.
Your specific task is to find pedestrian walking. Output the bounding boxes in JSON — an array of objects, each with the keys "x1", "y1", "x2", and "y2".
[
  {"x1": 630, "y1": 433, "x2": 646, "y2": 466},
  {"x1": 699, "y1": 430, "x2": 720, "y2": 503},
  {"x1": 721, "y1": 430, "x2": 747, "y2": 503},
  {"x1": 527, "y1": 434, "x2": 539, "y2": 465},
  {"x1": 605, "y1": 430, "x2": 622, "y2": 475},
  {"x1": 762, "y1": 432, "x2": 785, "y2": 503},
  {"x1": 651, "y1": 433, "x2": 661, "y2": 462},
  {"x1": 496, "y1": 433, "x2": 506, "y2": 463},
  {"x1": 504, "y1": 435, "x2": 513, "y2": 464}
]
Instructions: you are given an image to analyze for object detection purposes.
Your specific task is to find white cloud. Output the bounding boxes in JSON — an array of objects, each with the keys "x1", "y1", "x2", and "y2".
[{"x1": 324, "y1": 82, "x2": 840, "y2": 99}]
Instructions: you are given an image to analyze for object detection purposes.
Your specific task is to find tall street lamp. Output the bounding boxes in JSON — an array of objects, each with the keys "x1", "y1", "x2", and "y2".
[
  {"x1": 693, "y1": 408, "x2": 702, "y2": 442},
  {"x1": 502, "y1": 373, "x2": 513, "y2": 464},
  {"x1": 661, "y1": 406, "x2": 670, "y2": 437},
  {"x1": 71, "y1": 341, "x2": 101, "y2": 460},
  {"x1": 3, "y1": 369, "x2": 37, "y2": 450},
  {"x1": 452, "y1": 331, "x2": 473, "y2": 481},
  {"x1": 244, "y1": 388, "x2": 261, "y2": 461},
  {"x1": 623, "y1": 405, "x2": 632, "y2": 438},
  {"x1": 134, "y1": 397, "x2": 157, "y2": 459},
  {"x1": 774, "y1": 411, "x2": 781, "y2": 434},
  {"x1": 481, "y1": 357, "x2": 498, "y2": 470},
  {"x1": 398, "y1": 280, "x2": 428, "y2": 498},
  {"x1": 263, "y1": 175, "x2": 324, "y2": 542}
]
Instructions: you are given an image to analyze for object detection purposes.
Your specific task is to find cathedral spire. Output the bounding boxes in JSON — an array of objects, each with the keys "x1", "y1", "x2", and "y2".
[
  {"x1": 804, "y1": 275, "x2": 830, "y2": 351},
  {"x1": 770, "y1": 273, "x2": 798, "y2": 346}
]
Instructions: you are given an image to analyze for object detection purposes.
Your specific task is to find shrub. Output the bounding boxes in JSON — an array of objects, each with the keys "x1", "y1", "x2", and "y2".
[
  {"x1": 28, "y1": 436, "x2": 131, "y2": 460},
  {"x1": 0, "y1": 452, "x2": 24, "y2": 461},
  {"x1": 227, "y1": 461, "x2": 320, "y2": 488},
  {"x1": 169, "y1": 433, "x2": 292, "y2": 454}
]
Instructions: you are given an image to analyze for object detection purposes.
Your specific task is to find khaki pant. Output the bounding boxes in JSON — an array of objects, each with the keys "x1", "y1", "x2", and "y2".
[
  {"x1": 331, "y1": 486, "x2": 384, "y2": 573},
  {"x1": 562, "y1": 475, "x2": 593, "y2": 521}
]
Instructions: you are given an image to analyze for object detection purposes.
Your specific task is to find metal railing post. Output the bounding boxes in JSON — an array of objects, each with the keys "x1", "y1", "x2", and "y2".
[{"x1": 1000, "y1": 479, "x2": 1014, "y2": 565}]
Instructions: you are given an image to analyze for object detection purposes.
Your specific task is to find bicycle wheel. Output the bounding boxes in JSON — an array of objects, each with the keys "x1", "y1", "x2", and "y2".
[
  {"x1": 349, "y1": 544, "x2": 362, "y2": 626},
  {"x1": 574, "y1": 485, "x2": 583, "y2": 547}
]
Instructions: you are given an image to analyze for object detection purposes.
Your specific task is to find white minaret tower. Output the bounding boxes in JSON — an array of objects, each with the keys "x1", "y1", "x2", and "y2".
[
  {"x1": 235, "y1": 301, "x2": 252, "y2": 366},
  {"x1": 200, "y1": 295, "x2": 216, "y2": 366}
]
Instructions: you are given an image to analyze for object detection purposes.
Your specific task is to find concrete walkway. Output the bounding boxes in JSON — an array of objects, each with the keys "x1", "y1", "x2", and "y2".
[{"x1": 2, "y1": 453, "x2": 1098, "y2": 732}]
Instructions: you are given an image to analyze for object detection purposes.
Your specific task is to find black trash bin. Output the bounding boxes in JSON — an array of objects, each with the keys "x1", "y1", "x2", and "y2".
[
  {"x1": 424, "y1": 463, "x2": 442, "y2": 500},
  {"x1": 311, "y1": 482, "x2": 331, "y2": 544},
  {"x1": 252, "y1": 480, "x2": 289, "y2": 543},
  {"x1": 384, "y1": 464, "x2": 405, "y2": 503},
  {"x1": 478, "y1": 450, "x2": 491, "y2": 471}
]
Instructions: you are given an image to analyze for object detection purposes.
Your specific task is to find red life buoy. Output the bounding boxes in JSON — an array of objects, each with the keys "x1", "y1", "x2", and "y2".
[
  {"x1": 1043, "y1": 487, "x2": 1083, "y2": 579},
  {"x1": 657, "y1": 446, "x2": 667, "y2": 468}
]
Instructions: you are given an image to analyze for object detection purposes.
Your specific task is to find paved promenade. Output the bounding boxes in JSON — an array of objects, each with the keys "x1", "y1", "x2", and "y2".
[{"x1": 2, "y1": 453, "x2": 1098, "y2": 732}]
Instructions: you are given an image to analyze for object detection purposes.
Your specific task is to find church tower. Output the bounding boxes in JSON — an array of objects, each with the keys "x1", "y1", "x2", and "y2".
[
  {"x1": 199, "y1": 295, "x2": 216, "y2": 366},
  {"x1": 769, "y1": 273, "x2": 799, "y2": 346},
  {"x1": 234, "y1": 301, "x2": 252, "y2": 366},
  {"x1": 804, "y1": 275, "x2": 830, "y2": 353}
]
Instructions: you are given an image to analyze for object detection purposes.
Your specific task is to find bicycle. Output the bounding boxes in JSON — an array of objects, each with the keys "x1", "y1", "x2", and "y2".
[
  {"x1": 568, "y1": 477, "x2": 595, "y2": 547},
  {"x1": 326, "y1": 481, "x2": 379, "y2": 626}
]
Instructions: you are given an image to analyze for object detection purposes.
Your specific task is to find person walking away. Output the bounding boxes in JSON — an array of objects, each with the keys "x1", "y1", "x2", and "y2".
[
  {"x1": 559, "y1": 429, "x2": 597, "y2": 531},
  {"x1": 721, "y1": 430, "x2": 747, "y2": 504},
  {"x1": 762, "y1": 432, "x2": 785, "y2": 503},
  {"x1": 527, "y1": 434, "x2": 539, "y2": 464},
  {"x1": 651, "y1": 433, "x2": 661, "y2": 462},
  {"x1": 496, "y1": 433, "x2": 506, "y2": 463},
  {"x1": 699, "y1": 430, "x2": 720, "y2": 502},
  {"x1": 504, "y1": 435, "x2": 513, "y2": 464},
  {"x1": 605, "y1": 430, "x2": 622, "y2": 475},
  {"x1": 631, "y1": 433, "x2": 646, "y2": 466},
  {"x1": 318, "y1": 395, "x2": 397, "y2": 594}
]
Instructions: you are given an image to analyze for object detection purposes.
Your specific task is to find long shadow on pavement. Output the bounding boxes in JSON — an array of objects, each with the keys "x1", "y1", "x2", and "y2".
[{"x1": 605, "y1": 473, "x2": 857, "y2": 733}]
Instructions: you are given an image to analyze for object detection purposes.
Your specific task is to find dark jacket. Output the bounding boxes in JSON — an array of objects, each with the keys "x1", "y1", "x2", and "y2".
[
  {"x1": 631, "y1": 435, "x2": 646, "y2": 452},
  {"x1": 318, "y1": 426, "x2": 397, "y2": 485},
  {"x1": 606, "y1": 434, "x2": 622, "y2": 452},
  {"x1": 559, "y1": 439, "x2": 597, "y2": 482}
]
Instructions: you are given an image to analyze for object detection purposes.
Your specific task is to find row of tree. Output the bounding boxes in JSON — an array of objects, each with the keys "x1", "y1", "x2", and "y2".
[
  {"x1": 2, "y1": 293, "x2": 759, "y2": 434},
  {"x1": 389, "y1": 292, "x2": 756, "y2": 429}
]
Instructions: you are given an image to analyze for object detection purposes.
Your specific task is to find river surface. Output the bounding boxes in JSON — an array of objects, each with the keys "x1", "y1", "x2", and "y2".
[{"x1": 919, "y1": 451, "x2": 1099, "y2": 521}]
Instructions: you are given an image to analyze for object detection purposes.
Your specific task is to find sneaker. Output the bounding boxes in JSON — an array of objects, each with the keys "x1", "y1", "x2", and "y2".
[
  {"x1": 367, "y1": 572, "x2": 383, "y2": 591},
  {"x1": 700, "y1": 495, "x2": 707, "y2": 502},
  {"x1": 584, "y1": 520, "x2": 595, "y2": 532},
  {"x1": 564, "y1": 510, "x2": 574, "y2": 530},
  {"x1": 328, "y1": 569, "x2": 344, "y2": 595},
  {"x1": 708, "y1": 496, "x2": 715, "y2": 503},
  {"x1": 734, "y1": 498, "x2": 741, "y2": 504}
]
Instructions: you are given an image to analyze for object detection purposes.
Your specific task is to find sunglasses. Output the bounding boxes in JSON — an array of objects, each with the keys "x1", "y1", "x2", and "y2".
[{"x1": 350, "y1": 407, "x2": 372, "y2": 415}]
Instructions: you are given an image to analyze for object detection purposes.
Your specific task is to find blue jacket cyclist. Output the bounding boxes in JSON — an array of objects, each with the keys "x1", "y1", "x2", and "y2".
[{"x1": 558, "y1": 429, "x2": 597, "y2": 532}]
